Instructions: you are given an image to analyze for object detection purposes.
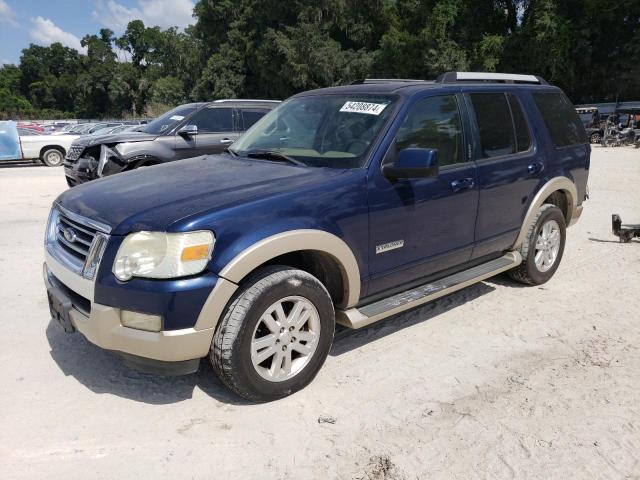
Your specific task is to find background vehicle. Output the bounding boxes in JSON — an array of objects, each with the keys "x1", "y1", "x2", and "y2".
[
  {"x1": 19, "y1": 131, "x2": 79, "y2": 166},
  {"x1": 17, "y1": 128, "x2": 43, "y2": 136},
  {"x1": 601, "y1": 107, "x2": 640, "y2": 146},
  {"x1": 64, "y1": 99, "x2": 280, "y2": 186},
  {"x1": 17, "y1": 122, "x2": 44, "y2": 133},
  {"x1": 0, "y1": 121, "x2": 78, "y2": 166},
  {"x1": 44, "y1": 73, "x2": 589, "y2": 401},
  {"x1": 576, "y1": 106, "x2": 605, "y2": 143}
]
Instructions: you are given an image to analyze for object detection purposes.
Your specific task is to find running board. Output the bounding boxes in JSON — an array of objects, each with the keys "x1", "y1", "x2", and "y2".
[{"x1": 336, "y1": 251, "x2": 522, "y2": 329}]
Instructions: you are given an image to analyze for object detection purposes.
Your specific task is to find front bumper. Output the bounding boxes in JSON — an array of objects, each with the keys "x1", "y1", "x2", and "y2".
[
  {"x1": 64, "y1": 157, "x2": 98, "y2": 186},
  {"x1": 64, "y1": 148, "x2": 127, "y2": 186},
  {"x1": 44, "y1": 255, "x2": 219, "y2": 374}
]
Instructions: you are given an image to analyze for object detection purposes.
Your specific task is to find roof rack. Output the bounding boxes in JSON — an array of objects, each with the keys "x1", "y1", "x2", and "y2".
[
  {"x1": 213, "y1": 99, "x2": 281, "y2": 103},
  {"x1": 350, "y1": 78, "x2": 429, "y2": 85},
  {"x1": 436, "y1": 72, "x2": 548, "y2": 85}
]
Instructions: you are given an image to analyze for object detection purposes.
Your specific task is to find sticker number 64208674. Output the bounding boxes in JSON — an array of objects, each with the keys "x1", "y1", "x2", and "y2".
[{"x1": 339, "y1": 101, "x2": 388, "y2": 116}]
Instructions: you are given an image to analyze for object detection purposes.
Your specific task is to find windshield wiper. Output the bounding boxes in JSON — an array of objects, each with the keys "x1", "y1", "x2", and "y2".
[
  {"x1": 245, "y1": 150, "x2": 305, "y2": 166},
  {"x1": 224, "y1": 147, "x2": 239, "y2": 156}
]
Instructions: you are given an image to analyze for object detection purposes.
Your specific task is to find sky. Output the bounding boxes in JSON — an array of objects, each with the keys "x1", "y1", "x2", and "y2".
[{"x1": 0, "y1": 0, "x2": 196, "y2": 65}]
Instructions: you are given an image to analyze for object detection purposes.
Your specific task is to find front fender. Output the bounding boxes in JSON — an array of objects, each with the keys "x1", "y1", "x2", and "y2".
[
  {"x1": 218, "y1": 229, "x2": 361, "y2": 308},
  {"x1": 193, "y1": 228, "x2": 361, "y2": 332}
]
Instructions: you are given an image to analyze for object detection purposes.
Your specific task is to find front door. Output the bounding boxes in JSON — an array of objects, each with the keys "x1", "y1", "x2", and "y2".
[
  {"x1": 366, "y1": 94, "x2": 479, "y2": 298},
  {"x1": 184, "y1": 106, "x2": 239, "y2": 157}
]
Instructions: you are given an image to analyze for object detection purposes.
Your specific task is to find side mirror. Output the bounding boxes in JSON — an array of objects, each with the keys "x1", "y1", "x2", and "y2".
[
  {"x1": 382, "y1": 148, "x2": 439, "y2": 179},
  {"x1": 178, "y1": 125, "x2": 198, "y2": 137}
]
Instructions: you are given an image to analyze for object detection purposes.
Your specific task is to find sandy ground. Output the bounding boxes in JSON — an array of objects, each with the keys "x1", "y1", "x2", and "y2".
[{"x1": 0, "y1": 147, "x2": 639, "y2": 480}]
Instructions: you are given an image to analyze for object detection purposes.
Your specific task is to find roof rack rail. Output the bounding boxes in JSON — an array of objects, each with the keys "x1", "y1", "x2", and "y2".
[
  {"x1": 350, "y1": 78, "x2": 429, "y2": 85},
  {"x1": 213, "y1": 99, "x2": 281, "y2": 103},
  {"x1": 436, "y1": 72, "x2": 548, "y2": 85}
]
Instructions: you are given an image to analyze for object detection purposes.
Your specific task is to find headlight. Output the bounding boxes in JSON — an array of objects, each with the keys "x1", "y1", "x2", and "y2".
[{"x1": 113, "y1": 231, "x2": 215, "y2": 281}]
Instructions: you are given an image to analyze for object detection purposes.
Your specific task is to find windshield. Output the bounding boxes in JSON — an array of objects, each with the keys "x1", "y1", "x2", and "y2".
[
  {"x1": 143, "y1": 104, "x2": 200, "y2": 135},
  {"x1": 230, "y1": 94, "x2": 398, "y2": 168}
]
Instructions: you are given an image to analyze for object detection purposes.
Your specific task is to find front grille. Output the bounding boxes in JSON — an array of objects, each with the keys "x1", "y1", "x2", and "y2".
[
  {"x1": 66, "y1": 146, "x2": 84, "y2": 162},
  {"x1": 45, "y1": 206, "x2": 111, "y2": 280},
  {"x1": 56, "y1": 212, "x2": 97, "y2": 263}
]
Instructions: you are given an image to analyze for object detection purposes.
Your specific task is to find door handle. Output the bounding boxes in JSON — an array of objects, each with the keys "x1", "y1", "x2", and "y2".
[
  {"x1": 450, "y1": 177, "x2": 475, "y2": 192},
  {"x1": 220, "y1": 138, "x2": 233, "y2": 144},
  {"x1": 527, "y1": 162, "x2": 544, "y2": 175}
]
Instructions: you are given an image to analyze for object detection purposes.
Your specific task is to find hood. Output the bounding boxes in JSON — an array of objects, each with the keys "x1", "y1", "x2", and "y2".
[
  {"x1": 57, "y1": 154, "x2": 348, "y2": 235},
  {"x1": 73, "y1": 131, "x2": 158, "y2": 148}
]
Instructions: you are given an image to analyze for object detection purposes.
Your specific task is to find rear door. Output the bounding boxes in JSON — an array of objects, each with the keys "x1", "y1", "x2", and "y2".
[{"x1": 464, "y1": 90, "x2": 540, "y2": 258}]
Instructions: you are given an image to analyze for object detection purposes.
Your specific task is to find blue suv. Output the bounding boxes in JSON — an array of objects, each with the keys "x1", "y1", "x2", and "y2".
[{"x1": 43, "y1": 72, "x2": 589, "y2": 401}]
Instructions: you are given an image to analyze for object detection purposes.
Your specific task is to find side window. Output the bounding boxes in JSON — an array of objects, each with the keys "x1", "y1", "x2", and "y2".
[
  {"x1": 188, "y1": 107, "x2": 234, "y2": 133},
  {"x1": 395, "y1": 95, "x2": 464, "y2": 167},
  {"x1": 507, "y1": 94, "x2": 532, "y2": 152},
  {"x1": 241, "y1": 109, "x2": 269, "y2": 130},
  {"x1": 533, "y1": 92, "x2": 588, "y2": 147},
  {"x1": 469, "y1": 93, "x2": 515, "y2": 158}
]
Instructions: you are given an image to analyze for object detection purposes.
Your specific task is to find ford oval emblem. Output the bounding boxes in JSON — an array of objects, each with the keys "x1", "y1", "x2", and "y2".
[{"x1": 63, "y1": 227, "x2": 78, "y2": 243}]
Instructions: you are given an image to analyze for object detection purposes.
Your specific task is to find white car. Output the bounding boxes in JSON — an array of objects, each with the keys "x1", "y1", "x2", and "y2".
[{"x1": 17, "y1": 128, "x2": 79, "y2": 166}]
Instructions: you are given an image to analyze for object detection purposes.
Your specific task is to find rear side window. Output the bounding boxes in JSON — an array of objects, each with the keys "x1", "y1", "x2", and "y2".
[
  {"x1": 533, "y1": 92, "x2": 587, "y2": 147},
  {"x1": 241, "y1": 109, "x2": 270, "y2": 130},
  {"x1": 469, "y1": 93, "x2": 515, "y2": 158},
  {"x1": 507, "y1": 94, "x2": 532, "y2": 152}
]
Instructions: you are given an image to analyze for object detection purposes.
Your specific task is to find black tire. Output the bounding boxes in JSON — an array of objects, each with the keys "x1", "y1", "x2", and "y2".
[
  {"x1": 42, "y1": 148, "x2": 64, "y2": 167},
  {"x1": 509, "y1": 204, "x2": 566, "y2": 285},
  {"x1": 210, "y1": 266, "x2": 335, "y2": 402},
  {"x1": 590, "y1": 132, "x2": 601, "y2": 144}
]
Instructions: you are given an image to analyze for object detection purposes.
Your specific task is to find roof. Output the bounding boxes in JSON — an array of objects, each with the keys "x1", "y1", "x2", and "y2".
[
  {"x1": 294, "y1": 81, "x2": 439, "y2": 97},
  {"x1": 295, "y1": 72, "x2": 555, "y2": 98},
  {"x1": 296, "y1": 79, "x2": 556, "y2": 98},
  {"x1": 205, "y1": 99, "x2": 281, "y2": 106}
]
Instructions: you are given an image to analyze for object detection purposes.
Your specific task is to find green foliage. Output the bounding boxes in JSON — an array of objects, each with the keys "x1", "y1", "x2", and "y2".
[
  {"x1": 150, "y1": 76, "x2": 186, "y2": 105},
  {"x1": 0, "y1": 0, "x2": 638, "y2": 119}
]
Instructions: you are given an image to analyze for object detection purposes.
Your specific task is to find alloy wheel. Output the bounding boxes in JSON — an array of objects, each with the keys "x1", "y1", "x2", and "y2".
[
  {"x1": 250, "y1": 296, "x2": 321, "y2": 382},
  {"x1": 534, "y1": 219, "x2": 561, "y2": 272}
]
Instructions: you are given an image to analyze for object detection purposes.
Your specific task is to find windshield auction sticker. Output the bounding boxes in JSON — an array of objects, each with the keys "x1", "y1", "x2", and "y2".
[{"x1": 340, "y1": 101, "x2": 388, "y2": 115}]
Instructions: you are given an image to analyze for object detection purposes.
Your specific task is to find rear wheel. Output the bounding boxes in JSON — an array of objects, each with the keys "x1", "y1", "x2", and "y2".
[
  {"x1": 210, "y1": 266, "x2": 335, "y2": 402},
  {"x1": 590, "y1": 132, "x2": 601, "y2": 144},
  {"x1": 42, "y1": 148, "x2": 64, "y2": 167},
  {"x1": 509, "y1": 204, "x2": 566, "y2": 285}
]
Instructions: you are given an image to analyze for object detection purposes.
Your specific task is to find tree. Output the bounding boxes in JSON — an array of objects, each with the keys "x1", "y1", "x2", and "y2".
[{"x1": 2, "y1": 0, "x2": 640, "y2": 119}]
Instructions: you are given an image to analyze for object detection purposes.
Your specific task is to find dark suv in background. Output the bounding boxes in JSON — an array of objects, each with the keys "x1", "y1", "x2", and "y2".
[{"x1": 63, "y1": 99, "x2": 280, "y2": 186}]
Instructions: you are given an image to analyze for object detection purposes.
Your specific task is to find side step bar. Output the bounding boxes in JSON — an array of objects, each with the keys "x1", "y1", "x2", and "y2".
[{"x1": 336, "y1": 251, "x2": 522, "y2": 329}]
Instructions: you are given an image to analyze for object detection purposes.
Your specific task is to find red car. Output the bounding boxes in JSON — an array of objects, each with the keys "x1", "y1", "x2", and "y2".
[{"x1": 17, "y1": 122, "x2": 44, "y2": 132}]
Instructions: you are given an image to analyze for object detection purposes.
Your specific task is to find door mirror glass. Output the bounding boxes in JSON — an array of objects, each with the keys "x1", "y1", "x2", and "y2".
[
  {"x1": 383, "y1": 148, "x2": 439, "y2": 179},
  {"x1": 178, "y1": 125, "x2": 198, "y2": 137}
]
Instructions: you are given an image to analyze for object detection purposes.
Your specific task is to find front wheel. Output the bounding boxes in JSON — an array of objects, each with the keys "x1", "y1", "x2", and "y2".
[
  {"x1": 509, "y1": 204, "x2": 566, "y2": 285},
  {"x1": 42, "y1": 148, "x2": 64, "y2": 167},
  {"x1": 590, "y1": 132, "x2": 601, "y2": 144},
  {"x1": 210, "y1": 266, "x2": 335, "y2": 402}
]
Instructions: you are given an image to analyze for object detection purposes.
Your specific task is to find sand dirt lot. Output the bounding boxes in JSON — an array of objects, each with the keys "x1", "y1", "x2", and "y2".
[{"x1": 1, "y1": 147, "x2": 639, "y2": 479}]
